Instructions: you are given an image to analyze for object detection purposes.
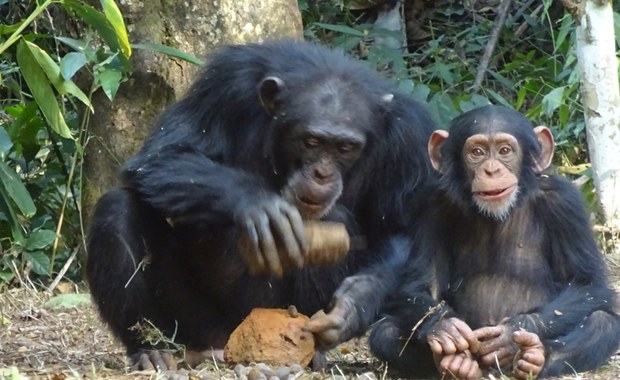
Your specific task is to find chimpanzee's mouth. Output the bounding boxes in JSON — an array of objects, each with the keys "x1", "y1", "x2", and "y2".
[{"x1": 475, "y1": 184, "x2": 517, "y2": 200}]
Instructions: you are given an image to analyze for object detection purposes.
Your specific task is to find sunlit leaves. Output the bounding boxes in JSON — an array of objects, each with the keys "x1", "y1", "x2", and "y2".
[{"x1": 15, "y1": 40, "x2": 72, "y2": 139}]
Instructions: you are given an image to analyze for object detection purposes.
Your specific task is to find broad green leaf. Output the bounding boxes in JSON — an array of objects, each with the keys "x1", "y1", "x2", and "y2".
[
  {"x1": 0, "y1": 191, "x2": 25, "y2": 244},
  {"x1": 0, "y1": 161, "x2": 36, "y2": 217},
  {"x1": 0, "y1": 271, "x2": 14, "y2": 284},
  {"x1": 25, "y1": 229, "x2": 57, "y2": 251},
  {"x1": 55, "y1": 36, "x2": 89, "y2": 52},
  {"x1": 16, "y1": 40, "x2": 72, "y2": 139},
  {"x1": 411, "y1": 83, "x2": 431, "y2": 103},
  {"x1": 23, "y1": 41, "x2": 93, "y2": 112},
  {"x1": 0, "y1": 128, "x2": 12, "y2": 160},
  {"x1": 44, "y1": 293, "x2": 92, "y2": 309},
  {"x1": 314, "y1": 23, "x2": 367, "y2": 37},
  {"x1": 100, "y1": 0, "x2": 131, "y2": 57},
  {"x1": 60, "y1": 52, "x2": 88, "y2": 80},
  {"x1": 133, "y1": 43, "x2": 205, "y2": 66},
  {"x1": 97, "y1": 68, "x2": 122, "y2": 101},
  {"x1": 24, "y1": 251, "x2": 51, "y2": 276},
  {"x1": 542, "y1": 87, "x2": 565, "y2": 117}
]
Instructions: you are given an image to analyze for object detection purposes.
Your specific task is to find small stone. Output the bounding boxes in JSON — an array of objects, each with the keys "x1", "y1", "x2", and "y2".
[
  {"x1": 289, "y1": 364, "x2": 304, "y2": 374},
  {"x1": 269, "y1": 377, "x2": 280, "y2": 380},
  {"x1": 234, "y1": 364, "x2": 248, "y2": 377},
  {"x1": 359, "y1": 372, "x2": 377, "y2": 380},
  {"x1": 256, "y1": 362, "x2": 275, "y2": 377},
  {"x1": 274, "y1": 367, "x2": 291, "y2": 380},
  {"x1": 248, "y1": 367, "x2": 267, "y2": 380}
]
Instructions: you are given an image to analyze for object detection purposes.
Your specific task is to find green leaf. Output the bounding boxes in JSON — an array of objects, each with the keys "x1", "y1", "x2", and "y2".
[
  {"x1": 0, "y1": 161, "x2": 36, "y2": 217},
  {"x1": 55, "y1": 36, "x2": 89, "y2": 52},
  {"x1": 25, "y1": 229, "x2": 57, "y2": 251},
  {"x1": 23, "y1": 40, "x2": 93, "y2": 113},
  {"x1": 0, "y1": 193, "x2": 25, "y2": 244},
  {"x1": 314, "y1": 23, "x2": 367, "y2": 37},
  {"x1": 133, "y1": 43, "x2": 205, "y2": 66},
  {"x1": 15, "y1": 40, "x2": 72, "y2": 139},
  {"x1": 61, "y1": 0, "x2": 129, "y2": 70},
  {"x1": 0, "y1": 128, "x2": 12, "y2": 160},
  {"x1": 100, "y1": 0, "x2": 131, "y2": 57},
  {"x1": 542, "y1": 87, "x2": 565, "y2": 117},
  {"x1": 24, "y1": 251, "x2": 51, "y2": 276},
  {"x1": 60, "y1": 52, "x2": 88, "y2": 80},
  {"x1": 97, "y1": 68, "x2": 122, "y2": 101},
  {"x1": 44, "y1": 293, "x2": 92, "y2": 309}
]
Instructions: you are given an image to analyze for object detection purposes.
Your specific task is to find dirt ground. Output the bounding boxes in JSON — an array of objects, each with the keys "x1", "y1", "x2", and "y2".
[{"x1": 1, "y1": 251, "x2": 619, "y2": 380}]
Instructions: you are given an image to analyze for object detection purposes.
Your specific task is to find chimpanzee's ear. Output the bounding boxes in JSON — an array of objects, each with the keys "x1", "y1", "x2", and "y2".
[
  {"x1": 533, "y1": 126, "x2": 554, "y2": 172},
  {"x1": 428, "y1": 130, "x2": 449, "y2": 173},
  {"x1": 259, "y1": 76, "x2": 286, "y2": 115}
]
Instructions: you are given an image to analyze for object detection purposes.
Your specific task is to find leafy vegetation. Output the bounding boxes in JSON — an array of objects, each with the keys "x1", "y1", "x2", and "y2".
[{"x1": 301, "y1": 0, "x2": 619, "y2": 190}]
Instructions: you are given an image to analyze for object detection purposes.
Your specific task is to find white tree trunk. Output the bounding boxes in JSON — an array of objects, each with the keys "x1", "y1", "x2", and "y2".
[{"x1": 575, "y1": 0, "x2": 620, "y2": 228}]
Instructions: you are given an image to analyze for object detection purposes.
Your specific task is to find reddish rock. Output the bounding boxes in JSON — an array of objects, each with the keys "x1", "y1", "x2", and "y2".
[{"x1": 224, "y1": 308, "x2": 316, "y2": 367}]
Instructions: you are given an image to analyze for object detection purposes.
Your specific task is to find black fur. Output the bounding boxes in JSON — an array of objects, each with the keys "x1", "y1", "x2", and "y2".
[
  {"x1": 86, "y1": 40, "x2": 435, "y2": 362},
  {"x1": 369, "y1": 105, "x2": 620, "y2": 378}
]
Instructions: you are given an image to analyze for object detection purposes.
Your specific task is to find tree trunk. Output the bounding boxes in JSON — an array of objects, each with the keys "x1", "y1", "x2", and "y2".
[
  {"x1": 82, "y1": 0, "x2": 303, "y2": 225},
  {"x1": 562, "y1": 0, "x2": 620, "y2": 229}
]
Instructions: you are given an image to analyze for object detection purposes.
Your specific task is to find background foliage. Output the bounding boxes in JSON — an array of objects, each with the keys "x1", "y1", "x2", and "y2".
[{"x1": 0, "y1": 0, "x2": 619, "y2": 288}]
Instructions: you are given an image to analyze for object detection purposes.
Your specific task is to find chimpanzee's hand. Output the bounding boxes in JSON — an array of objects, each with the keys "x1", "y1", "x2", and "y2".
[
  {"x1": 427, "y1": 317, "x2": 480, "y2": 357},
  {"x1": 512, "y1": 330, "x2": 545, "y2": 380},
  {"x1": 303, "y1": 297, "x2": 352, "y2": 350},
  {"x1": 236, "y1": 194, "x2": 308, "y2": 277},
  {"x1": 472, "y1": 324, "x2": 518, "y2": 369},
  {"x1": 435, "y1": 350, "x2": 482, "y2": 380}
]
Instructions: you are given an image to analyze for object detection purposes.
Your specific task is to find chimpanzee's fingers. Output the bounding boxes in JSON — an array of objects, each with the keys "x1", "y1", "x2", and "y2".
[
  {"x1": 428, "y1": 334, "x2": 457, "y2": 355},
  {"x1": 281, "y1": 202, "x2": 308, "y2": 257},
  {"x1": 268, "y1": 203, "x2": 303, "y2": 268},
  {"x1": 453, "y1": 321, "x2": 480, "y2": 353},
  {"x1": 513, "y1": 358, "x2": 543, "y2": 380},
  {"x1": 304, "y1": 311, "x2": 343, "y2": 332},
  {"x1": 133, "y1": 352, "x2": 155, "y2": 371},
  {"x1": 161, "y1": 351, "x2": 177, "y2": 370},
  {"x1": 242, "y1": 219, "x2": 265, "y2": 274},
  {"x1": 255, "y1": 213, "x2": 282, "y2": 277},
  {"x1": 480, "y1": 349, "x2": 512, "y2": 368},
  {"x1": 473, "y1": 325, "x2": 502, "y2": 341}
]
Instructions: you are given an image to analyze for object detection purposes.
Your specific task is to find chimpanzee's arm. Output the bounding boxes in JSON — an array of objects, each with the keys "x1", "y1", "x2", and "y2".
[
  {"x1": 122, "y1": 142, "x2": 270, "y2": 226},
  {"x1": 505, "y1": 176, "x2": 618, "y2": 336}
]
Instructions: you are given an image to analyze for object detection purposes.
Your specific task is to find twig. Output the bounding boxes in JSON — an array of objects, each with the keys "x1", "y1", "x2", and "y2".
[
  {"x1": 46, "y1": 245, "x2": 80, "y2": 294},
  {"x1": 471, "y1": 0, "x2": 513, "y2": 92},
  {"x1": 398, "y1": 301, "x2": 445, "y2": 357},
  {"x1": 515, "y1": 3, "x2": 544, "y2": 38}
]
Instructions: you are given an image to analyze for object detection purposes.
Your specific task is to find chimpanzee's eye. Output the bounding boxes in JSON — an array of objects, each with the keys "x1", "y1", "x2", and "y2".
[
  {"x1": 472, "y1": 147, "x2": 485, "y2": 157},
  {"x1": 337, "y1": 143, "x2": 357, "y2": 153},
  {"x1": 499, "y1": 146, "x2": 512, "y2": 155},
  {"x1": 304, "y1": 137, "x2": 320, "y2": 148}
]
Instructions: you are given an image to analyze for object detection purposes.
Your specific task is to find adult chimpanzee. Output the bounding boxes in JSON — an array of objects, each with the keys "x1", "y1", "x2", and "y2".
[
  {"x1": 369, "y1": 105, "x2": 620, "y2": 379},
  {"x1": 86, "y1": 40, "x2": 436, "y2": 370}
]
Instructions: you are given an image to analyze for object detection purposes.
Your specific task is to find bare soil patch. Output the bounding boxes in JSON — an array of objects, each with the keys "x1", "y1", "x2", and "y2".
[{"x1": 1, "y1": 252, "x2": 619, "y2": 380}]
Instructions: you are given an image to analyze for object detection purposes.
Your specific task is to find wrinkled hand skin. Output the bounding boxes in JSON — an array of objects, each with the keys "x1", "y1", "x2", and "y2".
[
  {"x1": 131, "y1": 349, "x2": 177, "y2": 371},
  {"x1": 512, "y1": 330, "x2": 545, "y2": 380},
  {"x1": 473, "y1": 324, "x2": 518, "y2": 369},
  {"x1": 303, "y1": 298, "x2": 354, "y2": 351},
  {"x1": 237, "y1": 196, "x2": 308, "y2": 277},
  {"x1": 435, "y1": 349, "x2": 482, "y2": 380},
  {"x1": 427, "y1": 317, "x2": 481, "y2": 357},
  {"x1": 428, "y1": 320, "x2": 545, "y2": 380}
]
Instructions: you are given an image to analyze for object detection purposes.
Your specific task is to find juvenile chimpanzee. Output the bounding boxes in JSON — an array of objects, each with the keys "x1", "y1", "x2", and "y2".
[
  {"x1": 369, "y1": 105, "x2": 620, "y2": 379},
  {"x1": 86, "y1": 40, "x2": 436, "y2": 370}
]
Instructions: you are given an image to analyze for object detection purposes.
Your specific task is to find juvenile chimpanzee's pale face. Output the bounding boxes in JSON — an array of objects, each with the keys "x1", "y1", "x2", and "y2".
[{"x1": 463, "y1": 132, "x2": 522, "y2": 220}]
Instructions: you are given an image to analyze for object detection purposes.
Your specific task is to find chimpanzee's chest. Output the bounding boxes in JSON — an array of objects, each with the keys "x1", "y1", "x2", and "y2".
[{"x1": 447, "y1": 217, "x2": 552, "y2": 328}]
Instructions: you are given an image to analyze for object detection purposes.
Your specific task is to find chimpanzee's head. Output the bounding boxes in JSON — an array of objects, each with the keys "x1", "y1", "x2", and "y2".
[{"x1": 428, "y1": 105, "x2": 554, "y2": 220}]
